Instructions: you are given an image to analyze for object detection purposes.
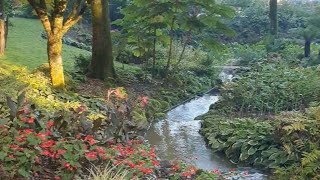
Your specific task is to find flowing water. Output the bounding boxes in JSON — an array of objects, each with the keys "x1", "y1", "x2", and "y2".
[{"x1": 146, "y1": 70, "x2": 267, "y2": 179}]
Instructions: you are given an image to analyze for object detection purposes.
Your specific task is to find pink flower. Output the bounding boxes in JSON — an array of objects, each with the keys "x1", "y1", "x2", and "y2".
[
  {"x1": 36, "y1": 133, "x2": 46, "y2": 141},
  {"x1": 27, "y1": 118, "x2": 34, "y2": 124},
  {"x1": 95, "y1": 146, "x2": 105, "y2": 155},
  {"x1": 57, "y1": 149, "x2": 67, "y2": 155},
  {"x1": 47, "y1": 120, "x2": 54, "y2": 129},
  {"x1": 152, "y1": 160, "x2": 160, "y2": 166},
  {"x1": 84, "y1": 135, "x2": 96, "y2": 145},
  {"x1": 140, "y1": 168, "x2": 153, "y2": 175},
  {"x1": 85, "y1": 151, "x2": 98, "y2": 160},
  {"x1": 23, "y1": 129, "x2": 33, "y2": 135},
  {"x1": 140, "y1": 96, "x2": 149, "y2": 107},
  {"x1": 41, "y1": 140, "x2": 55, "y2": 148}
]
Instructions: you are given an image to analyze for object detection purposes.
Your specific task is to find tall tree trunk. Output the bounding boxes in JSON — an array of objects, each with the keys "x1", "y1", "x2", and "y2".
[
  {"x1": 269, "y1": 0, "x2": 278, "y2": 36},
  {"x1": 165, "y1": 18, "x2": 175, "y2": 77},
  {"x1": 47, "y1": 34, "x2": 65, "y2": 89},
  {"x1": 305, "y1": 39, "x2": 311, "y2": 58},
  {"x1": 152, "y1": 27, "x2": 156, "y2": 75},
  {"x1": 90, "y1": 0, "x2": 116, "y2": 80},
  {"x1": 0, "y1": 0, "x2": 6, "y2": 56}
]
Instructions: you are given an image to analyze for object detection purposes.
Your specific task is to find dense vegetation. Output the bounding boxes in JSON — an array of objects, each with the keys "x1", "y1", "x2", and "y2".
[{"x1": 1, "y1": 0, "x2": 320, "y2": 179}]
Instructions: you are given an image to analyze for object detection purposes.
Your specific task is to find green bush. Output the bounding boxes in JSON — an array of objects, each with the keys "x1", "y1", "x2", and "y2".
[
  {"x1": 214, "y1": 62, "x2": 320, "y2": 114},
  {"x1": 200, "y1": 108, "x2": 320, "y2": 179}
]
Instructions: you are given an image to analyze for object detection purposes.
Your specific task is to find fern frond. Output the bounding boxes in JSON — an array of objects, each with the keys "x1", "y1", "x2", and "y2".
[
  {"x1": 302, "y1": 149, "x2": 320, "y2": 166},
  {"x1": 283, "y1": 122, "x2": 306, "y2": 134},
  {"x1": 294, "y1": 139, "x2": 305, "y2": 151}
]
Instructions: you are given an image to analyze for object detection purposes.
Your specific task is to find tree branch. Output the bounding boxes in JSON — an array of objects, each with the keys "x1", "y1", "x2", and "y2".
[
  {"x1": 27, "y1": 0, "x2": 52, "y2": 33},
  {"x1": 62, "y1": 0, "x2": 87, "y2": 34}
]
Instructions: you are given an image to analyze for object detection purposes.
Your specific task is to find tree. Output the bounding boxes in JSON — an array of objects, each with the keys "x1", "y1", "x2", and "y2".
[
  {"x1": 26, "y1": 0, "x2": 87, "y2": 89},
  {"x1": 0, "y1": 0, "x2": 8, "y2": 56},
  {"x1": 89, "y1": 0, "x2": 116, "y2": 80},
  {"x1": 116, "y1": 0, "x2": 234, "y2": 77},
  {"x1": 269, "y1": 0, "x2": 278, "y2": 36},
  {"x1": 301, "y1": 27, "x2": 317, "y2": 58}
]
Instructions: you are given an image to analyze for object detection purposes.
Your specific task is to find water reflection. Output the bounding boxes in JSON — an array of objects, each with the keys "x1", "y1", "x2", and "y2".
[{"x1": 146, "y1": 94, "x2": 233, "y2": 170}]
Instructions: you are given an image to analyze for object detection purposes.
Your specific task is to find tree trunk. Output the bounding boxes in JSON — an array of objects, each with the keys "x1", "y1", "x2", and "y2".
[
  {"x1": 152, "y1": 27, "x2": 156, "y2": 75},
  {"x1": 0, "y1": 0, "x2": 6, "y2": 56},
  {"x1": 47, "y1": 35, "x2": 65, "y2": 89},
  {"x1": 305, "y1": 39, "x2": 311, "y2": 58},
  {"x1": 165, "y1": 18, "x2": 175, "y2": 76},
  {"x1": 90, "y1": 0, "x2": 116, "y2": 80},
  {"x1": 269, "y1": 0, "x2": 278, "y2": 36}
]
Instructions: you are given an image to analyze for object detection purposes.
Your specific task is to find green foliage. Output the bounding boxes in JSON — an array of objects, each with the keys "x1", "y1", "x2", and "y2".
[
  {"x1": 215, "y1": 62, "x2": 320, "y2": 114},
  {"x1": 114, "y1": 0, "x2": 234, "y2": 74},
  {"x1": 200, "y1": 114, "x2": 293, "y2": 168},
  {"x1": 196, "y1": 170, "x2": 221, "y2": 180},
  {"x1": 230, "y1": 42, "x2": 267, "y2": 66},
  {"x1": 201, "y1": 105, "x2": 320, "y2": 179}
]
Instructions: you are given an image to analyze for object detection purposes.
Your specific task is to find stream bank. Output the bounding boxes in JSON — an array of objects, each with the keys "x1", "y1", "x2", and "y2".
[{"x1": 145, "y1": 70, "x2": 267, "y2": 179}]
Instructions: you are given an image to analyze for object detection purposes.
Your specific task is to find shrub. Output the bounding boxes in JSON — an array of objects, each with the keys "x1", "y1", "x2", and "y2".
[
  {"x1": 0, "y1": 106, "x2": 160, "y2": 179},
  {"x1": 200, "y1": 109, "x2": 320, "y2": 179},
  {"x1": 214, "y1": 62, "x2": 320, "y2": 114}
]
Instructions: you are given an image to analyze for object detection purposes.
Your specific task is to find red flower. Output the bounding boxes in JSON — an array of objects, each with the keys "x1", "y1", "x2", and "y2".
[
  {"x1": 85, "y1": 151, "x2": 97, "y2": 160},
  {"x1": 181, "y1": 172, "x2": 192, "y2": 178},
  {"x1": 16, "y1": 136, "x2": 25, "y2": 142},
  {"x1": 21, "y1": 118, "x2": 27, "y2": 123},
  {"x1": 36, "y1": 133, "x2": 46, "y2": 141},
  {"x1": 23, "y1": 129, "x2": 33, "y2": 135},
  {"x1": 125, "y1": 161, "x2": 136, "y2": 168},
  {"x1": 149, "y1": 147, "x2": 156, "y2": 158},
  {"x1": 47, "y1": 120, "x2": 54, "y2": 129},
  {"x1": 140, "y1": 168, "x2": 153, "y2": 175},
  {"x1": 27, "y1": 118, "x2": 34, "y2": 124},
  {"x1": 140, "y1": 96, "x2": 149, "y2": 107},
  {"x1": 57, "y1": 149, "x2": 67, "y2": 155},
  {"x1": 152, "y1": 160, "x2": 160, "y2": 167},
  {"x1": 84, "y1": 135, "x2": 96, "y2": 145},
  {"x1": 64, "y1": 163, "x2": 73, "y2": 171},
  {"x1": 187, "y1": 166, "x2": 197, "y2": 174},
  {"x1": 54, "y1": 176, "x2": 61, "y2": 180},
  {"x1": 45, "y1": 130, "x2": 52, "y2": 136},
  {"x1": 101, "y1": 155, "x2": 109, "y2": 160},
  {"x1": 8, "y1": 154, "x2": 15, "y2": 159},
  {"x1": 42, "y1": 150, "x2": 52, "y2": 157},
  {"x1": 113, "y1": 160, "x2": 122, "y2": 165},
  {"x1": 229, "y1": 168, "x2": 236, "y2": 172},
  {"x1": 95, "y1": 146, "x2": 105, "y2": 155},
  {"x1": 41, "y1": 140, "x2": 55, "y2": 148},
  {"x1": 9, "y1": 144, "x2": 24, "y2": 151},
  {"x1": 172, "y1": 165, "x2": 180, "y2": 171}
]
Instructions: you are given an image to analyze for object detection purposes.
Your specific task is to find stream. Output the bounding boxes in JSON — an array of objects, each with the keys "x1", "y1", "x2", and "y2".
[{"x1": 146, "y1": 70, "x2": 267, "y2": 179}]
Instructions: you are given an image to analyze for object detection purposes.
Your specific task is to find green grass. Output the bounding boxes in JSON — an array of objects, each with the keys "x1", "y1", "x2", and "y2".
[
  {"x1": 0, "y1": 17, "x2": 140, "y2": 72},
  {"x1": 0, "y1": 17, "x2": 90, "y2": 70}
]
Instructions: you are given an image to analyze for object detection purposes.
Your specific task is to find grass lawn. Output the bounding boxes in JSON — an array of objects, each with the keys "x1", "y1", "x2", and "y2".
[
  {"x1": 0, "y1": 18, "x2": 90, "y2": 71},
  {"x1": 0, "y1": 17, "x2": 140, "y2": 72}
]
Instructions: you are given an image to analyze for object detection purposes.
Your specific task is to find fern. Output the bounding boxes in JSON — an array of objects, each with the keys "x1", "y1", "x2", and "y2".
[
  {"x1": 294, "y1": 139, "x2": 305, "y2": 151},
  {"x1": 301, "y1": 149, "x2": 320, "y2": 166},
  {"x1": 283, "y1": 122, "x2": 306, "y2": 134}
]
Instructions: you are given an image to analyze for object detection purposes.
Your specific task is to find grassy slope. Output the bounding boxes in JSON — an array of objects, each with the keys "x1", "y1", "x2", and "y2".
[
  {"x1": 0, "y1": 17, "x2": 140, "y2": 72},
  {"x1": 0, "y1": 18, "x2": 90, "y2": 70}
]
